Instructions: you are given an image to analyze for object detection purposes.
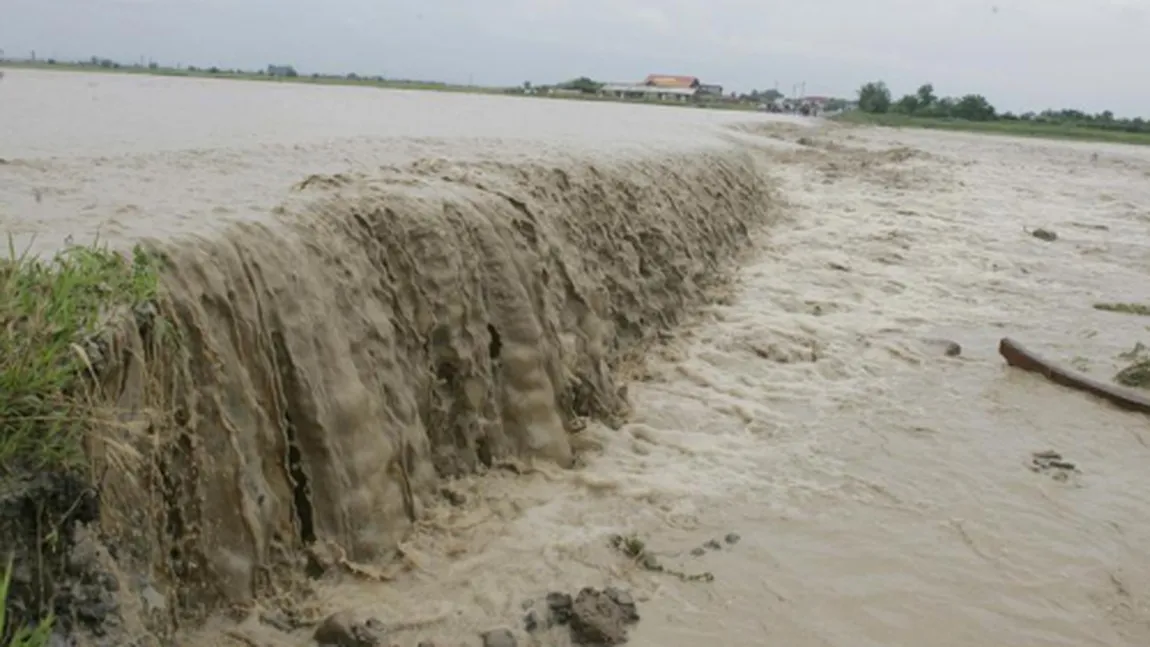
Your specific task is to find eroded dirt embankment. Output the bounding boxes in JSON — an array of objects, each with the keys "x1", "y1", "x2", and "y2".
[{"x1": 61, "y1": 146, "x2": 777, "y2": 642}]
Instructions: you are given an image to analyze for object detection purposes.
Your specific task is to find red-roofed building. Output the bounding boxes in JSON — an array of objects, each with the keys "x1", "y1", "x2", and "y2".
[{"x1": 643, "y1": 74, "x2": 700, "y2": 89}]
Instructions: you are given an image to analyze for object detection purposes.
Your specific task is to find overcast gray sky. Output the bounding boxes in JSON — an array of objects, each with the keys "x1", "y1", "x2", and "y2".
[{"x1": 3, "y1": 0, "x2": 1147, "y2": 116}]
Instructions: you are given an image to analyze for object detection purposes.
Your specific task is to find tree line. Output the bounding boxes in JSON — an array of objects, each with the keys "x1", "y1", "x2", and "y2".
[{"x1": 856, "y1": 81, "x2": 1150, "y2": 134}]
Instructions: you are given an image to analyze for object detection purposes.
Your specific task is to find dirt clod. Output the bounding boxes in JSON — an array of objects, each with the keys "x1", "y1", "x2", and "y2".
[
  {"x1": 313, "y1": 611, "x2": 386, "y2": 647},
  {"x1": 1029, "y1": 450, "x2": 1079, "y2": 482},
  {"x1": 546, "y1": 591, "x2": 574, "y2": 625},
  {"x1": 569, "y1": 587, "x2": 640, "y2": 646}
]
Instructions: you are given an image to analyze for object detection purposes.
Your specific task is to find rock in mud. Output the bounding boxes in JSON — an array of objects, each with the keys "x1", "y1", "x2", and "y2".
[
  {"x1": 479, "y1": 626, "x2": 517, "y2": 647},
  {"x1": 921, "y1": 338, "x2": 962, "y2": 357},
  {"x1": 313, "y1": 611, "x2": 386, "y2": 647},
  {"x1": 725, "y1": 532, "x2": 741, "y2": 545},
  {"x1": 569, "y1": 587, "x2": 640, "y2": 646},
  {"x1": 0, "y1": 471, "x2": 129, "y2": 645},
  {"x1": 546, "y1": 591, "x2": 574, "y2": 625},
  {"x1": 1031, "y1": 228, "x2": 1058, "y2": 242},
  {"x1": 603, "y1": 587, "x2": 639, "y2": 623}
]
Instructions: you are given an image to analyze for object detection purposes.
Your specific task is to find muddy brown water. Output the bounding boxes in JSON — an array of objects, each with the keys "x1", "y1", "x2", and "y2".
[{"x1": 4, "y1": 69, "x2": 1150, "y2": 647}]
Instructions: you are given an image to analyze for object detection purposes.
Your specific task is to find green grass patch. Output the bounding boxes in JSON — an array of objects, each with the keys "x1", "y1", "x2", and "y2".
[
  {"x1": 0, "y1": 237, "x2": 163, "y2": 475},
  {"x1": 1115, "y1": 360, "x2": 1150, "y2": 388},
  {"x1": 1114, "y1": 342, "x2": 1150, "y2": 389},
  {"x1": 1094, "y1": 302, "x2": 1150, "y2": 316},
  {"x1": 834, "y1": 112, "x2": 1150, "y2": 146}
]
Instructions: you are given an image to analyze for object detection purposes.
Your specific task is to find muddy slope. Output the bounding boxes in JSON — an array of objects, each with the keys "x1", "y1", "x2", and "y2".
[{"x1": 78, "y1": 147, "x2": 777, "y2": 633}]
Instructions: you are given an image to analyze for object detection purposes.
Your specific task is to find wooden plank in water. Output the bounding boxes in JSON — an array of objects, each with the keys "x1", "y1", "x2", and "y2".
[{"x1": 998, "y1": 337, "x2": 1150, "y2": 415}]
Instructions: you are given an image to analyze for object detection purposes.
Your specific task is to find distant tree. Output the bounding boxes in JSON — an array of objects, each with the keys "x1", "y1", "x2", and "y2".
[
  {"x1": 208, "y1": 66, "x2": 220, "y2": 74},
  {"x1": 894, "y1": 94, "x2": 919, "y2": 114},
  {"x1": 563, "y1": 76, "x2": 603, "y2": 94},
  {"x1": 857, "y1": 81, "x2": 892, "y2": 114},
  {"x1": 915, "y1": 83, "x2": 936, "y2": 109},
  {"x1": 148, "y1": 61, "x2": 158, "y2": 69},
  {"x1": 951, "y1": 94, "x2": 996, "y2": 121}
]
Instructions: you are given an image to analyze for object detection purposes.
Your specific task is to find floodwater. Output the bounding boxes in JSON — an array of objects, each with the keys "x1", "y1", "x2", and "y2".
[{"x1": 4, "y1": 69, "x2": 1150, "y2": 647}]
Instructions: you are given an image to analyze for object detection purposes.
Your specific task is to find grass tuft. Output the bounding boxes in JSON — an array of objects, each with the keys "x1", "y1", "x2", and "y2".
[
  {"x1": 1094, "y1": 302, "x2": 1150, "y2": 317},
  {"x1": 1115, "y1": 360, "x2": 1150, "y2": 388},
  {"x1": 0, "y1": 236, "x2": 163, "y2": 475},
  {"x1": 1, "y1": 554, "x2": 54, "y2": 646}
]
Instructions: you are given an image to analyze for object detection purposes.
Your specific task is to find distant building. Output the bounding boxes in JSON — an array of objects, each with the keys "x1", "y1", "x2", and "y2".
[
  {"x1": 266, "y1": 64, "x2": 297, "y2": 77},
  {"x1": 643, "y1": 74, "x2": 699, "y2": 89},
  {"x1": 600, "y1": 83, "x2": 696, "y2": 101},
  {"x1": 599, "y1": 73, "x2": 722, "y2": 102}
]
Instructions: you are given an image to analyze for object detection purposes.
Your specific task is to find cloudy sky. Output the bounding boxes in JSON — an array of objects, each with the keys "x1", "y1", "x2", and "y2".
[{"x1": 2, "y1": 0, "x2": 1147, "y2": 116}]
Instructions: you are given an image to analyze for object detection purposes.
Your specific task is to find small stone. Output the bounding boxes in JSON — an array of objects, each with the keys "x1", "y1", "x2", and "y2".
[
  {"x1": 704, "y1": 539, "x2": 722, "y2": 551},
  {"x1": 313, "y1": 611, "x2": 385, "y2": 647},
  {"x1": 640, "y1": 553, "x2": 662, "y2": 571},
  {"x1": 417, "y1": 641, "x2": 438, "y2": 647},
  {"x1": 1031, "y1": 228, "x2": 1058, "y2": 242},
  {"x1": 523, "y1": 609, "x2": 541, "y2": 632},
  {"x1": 690, "y1": 547, "x2": 706, "y2": 557},
  {"x1": 724, "y1": 532, "x2": 741, "y2": 545},
  {"x1": 921, "y1": 338, "x2": 962, "y2": 358},
  {"x1": 479, "y1": 626, "x2": 517, "y2": 647}
]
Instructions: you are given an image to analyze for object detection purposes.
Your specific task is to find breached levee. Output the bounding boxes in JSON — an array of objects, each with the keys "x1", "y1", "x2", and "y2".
[{"x1": 11, "y1": 146, "x2": 775, "y2": 642}]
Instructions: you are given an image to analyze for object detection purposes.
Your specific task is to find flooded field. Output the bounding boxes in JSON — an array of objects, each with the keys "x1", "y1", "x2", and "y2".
[{"x1": 3, "y1": 69, "x2": 1150, "y2": 647}]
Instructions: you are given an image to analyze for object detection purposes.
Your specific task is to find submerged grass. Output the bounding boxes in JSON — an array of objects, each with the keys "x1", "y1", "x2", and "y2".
[
  {"x1": 1114, "y1": 342, "x2": 1150, "y2": 389},
  {"x1": 1115, "y1": 360, "x2": 1150, "y2": 388},
  {"x1": 0, "y1": 236, "x2": 163, "y2": 475},
  {"x1": 1094, "y1": 302, "x2": 1150, "y2": 317}
]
